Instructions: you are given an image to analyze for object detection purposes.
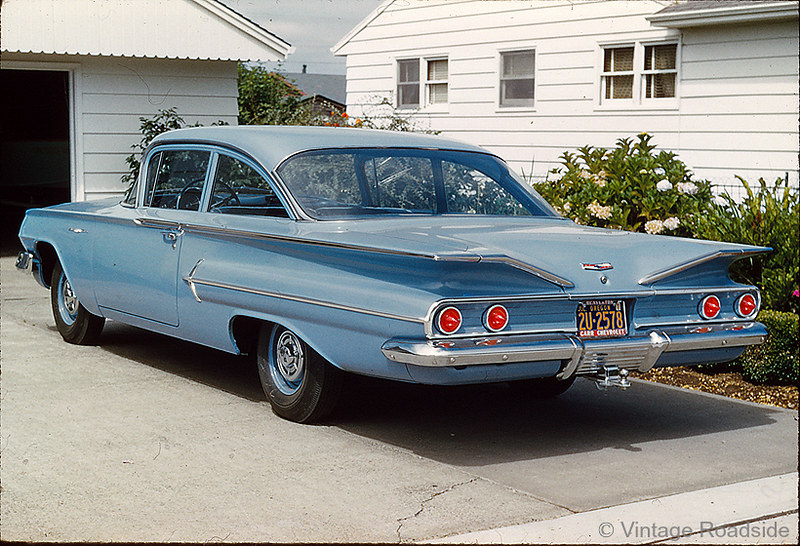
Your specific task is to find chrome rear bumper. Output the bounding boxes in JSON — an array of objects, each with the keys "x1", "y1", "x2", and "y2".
[{"x1": 381, "y1": 322, "x2": 767, "y2": 379}]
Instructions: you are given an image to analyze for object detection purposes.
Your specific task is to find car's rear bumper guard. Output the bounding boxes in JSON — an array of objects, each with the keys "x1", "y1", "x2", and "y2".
[{"x1": 381, "y1": 322, "x2": 767, "y2": 378}]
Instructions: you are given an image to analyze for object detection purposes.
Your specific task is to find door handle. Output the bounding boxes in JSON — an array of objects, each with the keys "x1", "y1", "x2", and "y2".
[{"x1": 162, "y1": 229, "x2": 183, "y2": 247}]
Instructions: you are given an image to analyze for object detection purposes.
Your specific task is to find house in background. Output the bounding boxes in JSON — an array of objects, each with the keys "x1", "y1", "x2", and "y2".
[
  {"x1": 285, "y1": 68, "x2": 347, "y2": 115},
  {"x1": 333, "y1": 0, "x2": 799, "y2": 189},
  {"x1": 0, "y1": 0, "x2": 289, "y2": 249}
]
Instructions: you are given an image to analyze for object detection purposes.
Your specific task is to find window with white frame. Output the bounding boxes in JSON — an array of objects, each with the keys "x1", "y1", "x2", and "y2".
[
  {"x1": 500, "y1": 50, "x2": 535, "y2": 107},
  {"x1": 643, "y1": 44, "x2": 677, "y2": 98},
  {"x1": 397, "y1": 57, "x2": 449, "y2": 108},
  {"x1": 397, "y1": 59, "x2": 420, "y2": 108},
  {"x1": 600, "y1": 42, "x2": 678, "y2": 104},
  {"x1": 426, "y1": 59, "x2": 448, "y2": 105},
  {"x1": 602, "y1": 46, "x2": 635, "y2": 100}
]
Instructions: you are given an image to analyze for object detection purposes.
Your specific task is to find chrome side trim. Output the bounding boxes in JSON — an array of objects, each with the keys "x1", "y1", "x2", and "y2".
[
  {"x1": 639, "y1": 248, "x2": 769, "y2": 285},
  {"x1": 134, "y1": 217, "x2": 572, "y2": 287},
  {"x1": 382, "y1": 322, "x2": 766, "y2": 370},
  {"x1": 182, "y1": 274, "x2": 425, "y2": 324}
]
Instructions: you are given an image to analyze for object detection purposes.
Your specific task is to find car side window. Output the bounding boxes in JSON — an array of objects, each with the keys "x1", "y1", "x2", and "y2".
[
  {"x1": 144, "y1": 149, "x2": 210, "y2": 210},
  {"x1": 209, "y1": 155, "x2": 288, "y2": 217}
]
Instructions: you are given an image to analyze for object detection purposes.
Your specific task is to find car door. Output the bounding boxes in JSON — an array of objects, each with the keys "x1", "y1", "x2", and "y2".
[{"x1": 93, "y1": 146, "x2": 212, "y2": 326}]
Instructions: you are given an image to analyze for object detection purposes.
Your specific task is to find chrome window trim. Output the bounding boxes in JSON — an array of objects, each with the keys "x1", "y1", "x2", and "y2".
[{"x1": 140, "y1": 143, "x2": 303, "y2": 220}]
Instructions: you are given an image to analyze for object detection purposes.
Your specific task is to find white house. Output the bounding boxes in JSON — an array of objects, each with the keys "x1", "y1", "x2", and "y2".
[
  {"x1": 0, "y1": 0, "x2": 289, "y2": 246},
  {"x1": 333, "y1": 0, "x2": 799, "y2": 190}
]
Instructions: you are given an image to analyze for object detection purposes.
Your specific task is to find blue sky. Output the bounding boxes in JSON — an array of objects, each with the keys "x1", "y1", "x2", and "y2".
[{"x1": 220, "y1": 0, "x2": 384, "y2": 75}]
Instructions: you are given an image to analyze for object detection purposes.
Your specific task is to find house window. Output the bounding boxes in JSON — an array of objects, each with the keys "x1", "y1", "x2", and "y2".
[
  {"x1": 426, "y1": 59, "x2": 448, "y2": 105},
  {"x1": 643, "y1": 44, "x2": 677, "y2": 98},
  {"x1": 602, "y1": 46, "x2": 634, "y2": 100},
  {"x1": 500, "y1": 50, "x2": 535, "y2": 107},
  {"x1": 397, "y1": 59, "x2": 420, "y2": 108}
]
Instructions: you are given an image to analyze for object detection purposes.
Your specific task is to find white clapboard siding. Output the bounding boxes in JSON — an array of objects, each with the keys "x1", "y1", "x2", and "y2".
[
  {"x1": 338, "y1": 0, "x2": 799, "y2": 186},
  {"x1": 76, "y1": 56, "x2": 239, "y2": 199}
]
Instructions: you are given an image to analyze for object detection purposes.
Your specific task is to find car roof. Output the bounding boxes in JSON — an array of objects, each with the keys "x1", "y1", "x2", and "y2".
[{"x1": 149, "y1": 125, "x2": 492, "y2": 170}]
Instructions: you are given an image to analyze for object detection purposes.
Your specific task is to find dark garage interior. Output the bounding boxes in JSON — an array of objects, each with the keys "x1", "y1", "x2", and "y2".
[{"x1": 1, "y1": 69, "x2": 71, "y2": 255}]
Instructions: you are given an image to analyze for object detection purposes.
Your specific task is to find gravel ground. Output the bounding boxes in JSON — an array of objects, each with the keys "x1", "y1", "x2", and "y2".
[{"x1": 633, "y1": 367, "x2": 798, "y2": 410}]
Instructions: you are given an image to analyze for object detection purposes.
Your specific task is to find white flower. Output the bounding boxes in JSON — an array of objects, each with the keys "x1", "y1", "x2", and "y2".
[
  {"x1": 645, "y1": 219, "x2": 664, "y2": 234},
  {"x1": 639, "y1": 169, "x2": 648, "y2": 174},
  {"x1": 579, "y1": 170, "x2": 592, "y2": 179},
  {"x1": 594, "y1": 176, "x2": 606, "y2": 188},
  {"x1": 677, "y1": 182, "x2": 698, "y2": 195},
  {"x1": 563, "y1": 202, "x2": 572, "y2": 213},
  {"x1": 663, "y1": 217, "x2": 680, "y2": 230},
  {"x1": 657, "y1": 179, "x2": 672, "y2": 192},
  {"x1": 587, "y1": 200, "x2": 612, "y2": 220}
]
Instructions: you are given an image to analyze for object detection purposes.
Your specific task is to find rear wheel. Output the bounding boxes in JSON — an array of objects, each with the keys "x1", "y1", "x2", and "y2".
[
  {"x1": 50, "y1": 261, "x2": 104, "y2": 345},
  {"x1": 510, "y1": 375, "x2": 576, "y2": 398},
  {"x1": 256, "y1": 324, "x2": 343, "y2": 423}
]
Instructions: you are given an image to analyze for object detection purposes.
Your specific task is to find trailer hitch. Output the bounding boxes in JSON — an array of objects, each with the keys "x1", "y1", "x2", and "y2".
[{"x1": 593, "y1": 364, "x2": 631, "y2": 390}]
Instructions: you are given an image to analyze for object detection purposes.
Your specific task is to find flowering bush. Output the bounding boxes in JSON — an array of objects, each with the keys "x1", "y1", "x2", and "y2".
[
  {"x1": 692, "y1": 175, "x2": 799, "y2": 313},
  {"x1": 533, "y1": 133, "x2": 714, "y2": 237}
]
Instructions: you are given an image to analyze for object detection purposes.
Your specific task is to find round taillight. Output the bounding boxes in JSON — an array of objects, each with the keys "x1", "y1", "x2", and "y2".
[
  {"x1": 436, "y1": 306, "x2": 462, "y2": 335},
  {"x1": 735, "y1": 293, "x2": 758, "y2": 318},
  {"x1": 699, "y1": 295, "x2": 721, "y2": 320},
  {"x1": 483, "y1": 304, "x2": 509, "y2": 332}
]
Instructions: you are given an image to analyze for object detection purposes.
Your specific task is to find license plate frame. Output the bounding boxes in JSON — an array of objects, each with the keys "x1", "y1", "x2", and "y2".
[{"x1": 577, "y1": 299, "x2": 628, "y2": 339}]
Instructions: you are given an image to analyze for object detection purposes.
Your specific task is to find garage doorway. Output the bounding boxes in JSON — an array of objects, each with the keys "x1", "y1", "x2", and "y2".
[{"x1": 1, "y1": 69, "x2": 72, "y2": 255}]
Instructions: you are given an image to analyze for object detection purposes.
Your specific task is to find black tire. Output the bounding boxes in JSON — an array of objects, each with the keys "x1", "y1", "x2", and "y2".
[
  {"x1": 510, "y1": 375, "x2": 576, "y2": 398},
  {"x1": 256, "y1": 324, "x2": 343, "y2": 423},
  {"x1": 50, "y1": 261, "x2": 105, "y2": 345}
]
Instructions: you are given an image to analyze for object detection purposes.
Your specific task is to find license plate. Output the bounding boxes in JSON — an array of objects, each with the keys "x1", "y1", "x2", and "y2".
[{"x1": 577, "y1": 300, "x2": 627, "y2": 338}]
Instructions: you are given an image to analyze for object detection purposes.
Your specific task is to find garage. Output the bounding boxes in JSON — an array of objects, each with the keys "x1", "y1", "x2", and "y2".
[{"x1": 1, "y1": 69, "x2": 72, "y2": 254}]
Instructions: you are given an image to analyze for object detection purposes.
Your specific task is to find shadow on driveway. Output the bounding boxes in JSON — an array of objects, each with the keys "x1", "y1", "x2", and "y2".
[{"x1": 94, "y1": 320, "x2": 782, "y2": 469}]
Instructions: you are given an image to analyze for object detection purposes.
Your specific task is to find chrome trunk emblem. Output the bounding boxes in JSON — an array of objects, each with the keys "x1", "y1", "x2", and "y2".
[{"x1": 581, "y1": 262, "x2": 613, "y2": 271}]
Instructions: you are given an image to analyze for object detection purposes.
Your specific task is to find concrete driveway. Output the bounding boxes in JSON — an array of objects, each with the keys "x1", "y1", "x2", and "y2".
[{"x1": 1, "y1": 255, "x2": 797, "y2": 542}]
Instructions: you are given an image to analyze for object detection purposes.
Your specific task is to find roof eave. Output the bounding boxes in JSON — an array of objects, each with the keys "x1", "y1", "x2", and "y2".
[
  {"x1": 648, "y1": 2, "x2": 798, "y2": 28},
  {"x1": 331, "y1": 0, "x2": 394, "y2": 55},
  {"x1": 199, "y1": 0, "x2": 293, "y2": 57}
]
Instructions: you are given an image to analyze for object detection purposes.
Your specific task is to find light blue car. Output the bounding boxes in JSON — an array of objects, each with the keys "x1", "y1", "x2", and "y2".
[{"x1": 16, "y1": 126, "x2": 768, "y2": 422}]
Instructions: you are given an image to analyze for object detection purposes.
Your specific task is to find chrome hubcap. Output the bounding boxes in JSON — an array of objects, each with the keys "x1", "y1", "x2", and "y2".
[
  {"x1": 271, "y1": 330, "x2": 305, "y2": 394},
  {"x1": 63, "y1": 279, "x2": 78, "y2": 315}
]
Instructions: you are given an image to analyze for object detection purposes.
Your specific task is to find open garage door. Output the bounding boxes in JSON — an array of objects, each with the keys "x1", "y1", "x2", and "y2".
[{"x1": 1, "y1": 69, "x2": 71, "y2": 255}]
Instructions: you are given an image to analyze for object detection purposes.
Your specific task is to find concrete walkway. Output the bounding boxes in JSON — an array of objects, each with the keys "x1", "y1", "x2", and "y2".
[{"x1": 433, "y1": 473, "x2": 798, "y2": 544}]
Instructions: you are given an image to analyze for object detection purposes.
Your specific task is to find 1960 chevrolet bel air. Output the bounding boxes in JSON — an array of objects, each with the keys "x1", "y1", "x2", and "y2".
[{"x1": 17, "y1": 126, "x2": 768, "y2": 422}]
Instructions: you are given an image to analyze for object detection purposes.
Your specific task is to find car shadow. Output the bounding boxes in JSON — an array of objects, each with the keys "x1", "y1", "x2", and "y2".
[
  {"x1": 96, "y1": 321, "x2": 783, "y2": 467},
  {"x1": 333, "y1": 373, "x2": 784, "y2": 467},
  {"x1": 98, "y1": 321, "x2": 265, "y2": 403}
]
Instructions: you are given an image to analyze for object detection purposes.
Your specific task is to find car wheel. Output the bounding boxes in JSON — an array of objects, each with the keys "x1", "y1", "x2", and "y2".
[
  {"x1": 257, "y1": 324, "x2": 343, "y2": 423},
  {"x1": 510, "y1": 375, "x2": 576, "y2": 397},
  {"x1": 50, "y1": 261, "x2": 104, "y2": 345}
]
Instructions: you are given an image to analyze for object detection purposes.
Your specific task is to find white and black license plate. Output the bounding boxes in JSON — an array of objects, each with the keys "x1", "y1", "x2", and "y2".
[{"x1": 577, "y1": 300, "x2": 627, "y2": 338}]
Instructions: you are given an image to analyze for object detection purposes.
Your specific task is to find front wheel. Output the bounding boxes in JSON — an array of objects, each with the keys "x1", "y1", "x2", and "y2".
[
  {"x1": 50, "y1": 261, "x2": 104, "y2": 345},
  {"x1": 256, "y1": 324, "x2": 343, "y2": 423}
]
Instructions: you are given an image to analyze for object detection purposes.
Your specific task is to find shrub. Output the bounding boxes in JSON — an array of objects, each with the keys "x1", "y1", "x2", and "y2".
[
  {"x1": 533, "y1": 133, "x2": 715, "y2": 237},
  {"x1": 691, "y1": 176, "x2": 799, "y2": 312},
  {"x1": 740, "y1": 310, "x2": 799, "y2": 385}
]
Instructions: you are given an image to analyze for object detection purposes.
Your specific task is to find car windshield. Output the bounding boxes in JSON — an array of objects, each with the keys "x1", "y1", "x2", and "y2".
[{"x1": 275, "y1": 148, "x2": 558, "y2": 220}]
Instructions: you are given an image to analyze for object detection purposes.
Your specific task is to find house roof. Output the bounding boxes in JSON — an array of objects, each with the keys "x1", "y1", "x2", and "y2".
[
  {"x1": 0, "y1": 0, "x2": 292, "y2": 61},
  {"x1": 648, "y1": 0, "x2": 798, "y2": 27},
  {"x1": 284, "y1": 73, "x2": 347, "y2": 106}
]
